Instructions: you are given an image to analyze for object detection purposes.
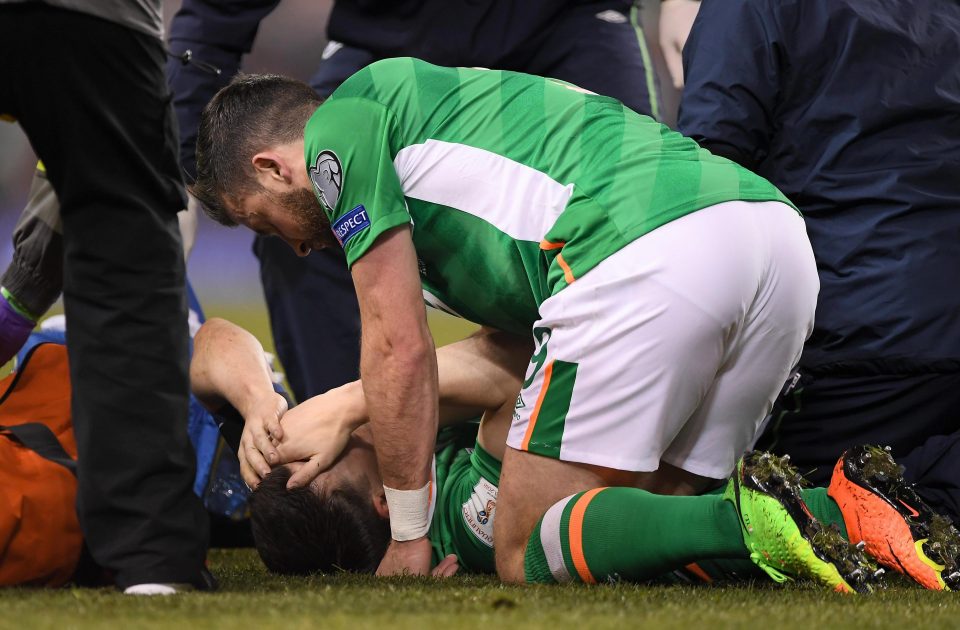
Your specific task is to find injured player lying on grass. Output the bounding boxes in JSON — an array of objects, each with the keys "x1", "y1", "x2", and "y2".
[{"x1": 190, "y1": 318, "x2": 960, "y2": 591}]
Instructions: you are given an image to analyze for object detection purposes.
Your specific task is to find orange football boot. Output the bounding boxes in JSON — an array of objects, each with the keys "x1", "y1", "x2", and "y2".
[{"x1": 828, "y1": 445, "x2": 960, "y2": 590}]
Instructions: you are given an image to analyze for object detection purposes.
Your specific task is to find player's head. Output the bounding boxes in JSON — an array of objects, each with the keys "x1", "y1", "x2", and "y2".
[
  {"x1": 248, "y1": 436, "x2": 391, "y2": 575},
  {"x1": 192, "y1": 73, "x2": 336, "y2": 256}
]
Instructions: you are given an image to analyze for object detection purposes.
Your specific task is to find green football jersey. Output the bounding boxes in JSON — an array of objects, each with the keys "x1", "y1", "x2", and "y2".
[
  {"x1": 304, "y1": 57, "x2": 795, "y2": 334},
  {"x1": 429, "y1": 428, "x2": 501, "y2": 574}
]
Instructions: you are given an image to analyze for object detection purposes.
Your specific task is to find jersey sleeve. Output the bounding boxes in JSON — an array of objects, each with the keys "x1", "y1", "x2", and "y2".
[
  {"x1": 677, "y1": 0, "x2": 783, "y2": 171},
  {"x1": 303, "y1": 97, "x2": 411, "y2": 267}
]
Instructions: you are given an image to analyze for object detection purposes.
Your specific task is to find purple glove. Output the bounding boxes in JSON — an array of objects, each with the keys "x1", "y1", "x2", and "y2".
[{"x1": 0, "y1": 294, "x2": 35, "y2": 364}]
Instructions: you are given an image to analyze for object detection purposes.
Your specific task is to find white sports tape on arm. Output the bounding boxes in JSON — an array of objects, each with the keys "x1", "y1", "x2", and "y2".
[{"x1": 383, "y1": 482, "x2": 432, "y2": 541}]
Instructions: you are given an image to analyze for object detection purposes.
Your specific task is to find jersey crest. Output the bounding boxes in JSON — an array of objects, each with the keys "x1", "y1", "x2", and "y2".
[{"x1": 309, "y1": 150, "x2": 342, "y2": 212}]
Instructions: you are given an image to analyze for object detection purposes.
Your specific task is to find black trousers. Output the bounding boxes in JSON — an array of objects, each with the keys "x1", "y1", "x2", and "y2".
[
  {"x1": 0, "y1": 6, "x2": 208, "y2": 587},
  {"x1": 757, "y1": 370, "x2": 960, "y2": 522},
  {"x1": 258, "y1": 4, "x2": 660, "y2": 403}
]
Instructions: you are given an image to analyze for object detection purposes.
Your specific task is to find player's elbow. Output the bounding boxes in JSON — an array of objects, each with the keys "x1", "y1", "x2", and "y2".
[
  {"x1": 366, "y1": 320, "x2": 435, "y2": 359},
  {"x1": 381, "y1": 336, "x2": 436, "y2": 372}
]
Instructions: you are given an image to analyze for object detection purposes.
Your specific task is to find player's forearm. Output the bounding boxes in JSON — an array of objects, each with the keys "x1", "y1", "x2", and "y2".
[
  {"x1": 436, "y1": 328, "x2": 530, "y2": 414},
  {"x1": 190, "y1": 317, "x2": 275, "y2": 416},
  {"x1": 361, "y1": 324, "x2": 439, "y2": 491},
  {"x1": 351, "y1": 227, "x2": 441, "y2": 545},
  {"x1": 302, "y1": 331, "x2": 520, "y2": 438},
  {"x1": 324, "y1": 379, "x2": 369, "y2": 430},
  {"x1": 350, "y1": 328, "x2": 528, "y2": 427}
]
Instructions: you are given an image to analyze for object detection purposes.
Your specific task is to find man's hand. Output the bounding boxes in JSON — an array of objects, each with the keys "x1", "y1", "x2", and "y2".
[
  {"x1": 376, "y1": 537, "x2": 434, "y2": 577},
  {"x1": 192, "y1": 318, "x2": 289, "y2": 489},
  {"x1": 274, "y1": 383, "x2": 367, "y2": 489},
  {"x1": 237, "y1": 391, "x2": 288, "y2": 489},
  {"x1": 659, "y1": 0, "x2": 702, "y2": 89},
  {"x1": 431, "y1": 554, "x2": 460, "y2": 578}
]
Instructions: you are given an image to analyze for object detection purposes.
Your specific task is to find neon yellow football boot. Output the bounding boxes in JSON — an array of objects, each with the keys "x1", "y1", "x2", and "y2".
[{"x1": 724, "y1": 451, "x2": 882, "y2": 594}]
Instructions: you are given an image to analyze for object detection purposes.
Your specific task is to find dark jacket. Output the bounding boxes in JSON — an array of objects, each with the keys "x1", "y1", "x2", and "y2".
[{"x1": 679, "y1": 0, "x2": 960, "y2": 373}]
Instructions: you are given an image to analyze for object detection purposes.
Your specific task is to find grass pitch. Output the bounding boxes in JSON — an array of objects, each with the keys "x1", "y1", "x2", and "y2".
[{"x1": 2, "y1": 548, "x2": 959, "y2": 630}]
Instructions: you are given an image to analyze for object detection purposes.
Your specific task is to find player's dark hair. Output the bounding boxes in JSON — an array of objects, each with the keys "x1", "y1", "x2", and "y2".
[
  {"x1": 249, "y1": 466, "x2": 391, "y2": 575},
  {"x1": 192, "y1": 73, "x2": 323, "y2": 227}
]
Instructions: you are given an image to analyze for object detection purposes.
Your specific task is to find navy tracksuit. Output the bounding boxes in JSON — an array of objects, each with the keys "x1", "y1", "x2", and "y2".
[
  {"x1": 166, "y1": 0, "x2": 660, "y2": 402},
  {"x1": 679, "y1": 0, "x2": 960, "y2": 518}
]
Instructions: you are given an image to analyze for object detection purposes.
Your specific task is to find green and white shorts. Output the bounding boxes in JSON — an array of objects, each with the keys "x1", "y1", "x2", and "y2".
[{"x1": 506, "y1": 200, "x2": 819, "y2": 479}]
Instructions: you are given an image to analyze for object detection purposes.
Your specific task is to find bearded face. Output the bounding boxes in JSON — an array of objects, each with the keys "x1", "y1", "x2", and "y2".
[{"x1": 275, "y1": 187, "x2": 339, "y2": 250}]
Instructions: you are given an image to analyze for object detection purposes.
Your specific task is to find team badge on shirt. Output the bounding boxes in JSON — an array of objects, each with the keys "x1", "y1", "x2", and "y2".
[{"x1": 309, "y1": 150, "x2": 342, "y2": 212}]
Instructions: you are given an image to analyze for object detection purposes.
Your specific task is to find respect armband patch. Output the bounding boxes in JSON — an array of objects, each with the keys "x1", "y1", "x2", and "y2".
[{"x1": 332, "y1": 205, "x2": 370, "y2": 246}]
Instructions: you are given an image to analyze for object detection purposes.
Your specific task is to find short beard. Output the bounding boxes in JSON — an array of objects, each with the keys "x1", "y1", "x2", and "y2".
[{"x1": 276, "y1": 188, "x2": 339, "y2": 250}]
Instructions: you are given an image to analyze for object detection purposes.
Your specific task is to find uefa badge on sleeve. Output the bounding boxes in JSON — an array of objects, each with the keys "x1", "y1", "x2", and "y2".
[{"x1": 309, "y1": 150, "x2": 342, "y2": 212}]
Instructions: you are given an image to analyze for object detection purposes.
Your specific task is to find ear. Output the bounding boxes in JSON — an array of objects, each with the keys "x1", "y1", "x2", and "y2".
[
  {"x1": 372, "y1": 487, "x2": 389, "y2": 519},
  {"x1": 251, "y1": 150, "x2": 292, "y2": 185}
]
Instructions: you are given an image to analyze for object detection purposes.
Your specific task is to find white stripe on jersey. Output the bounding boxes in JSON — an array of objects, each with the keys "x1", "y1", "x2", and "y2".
[{"x1": 394, "y1": 139, "x2": 575, "y2": 243}]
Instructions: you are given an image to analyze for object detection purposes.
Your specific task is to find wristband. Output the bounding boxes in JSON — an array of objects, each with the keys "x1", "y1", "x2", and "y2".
[
  {"x1": 1, "y1": 287, "x2": 38, "y2": 322},
  {"x1": 383, "y1": 481, "x2": 433, "y2": 541}
]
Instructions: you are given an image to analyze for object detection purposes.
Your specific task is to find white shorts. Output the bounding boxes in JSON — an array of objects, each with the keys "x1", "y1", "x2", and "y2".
[{"x1": 506, "y1": 200, "x2": 819, "y2": 479}]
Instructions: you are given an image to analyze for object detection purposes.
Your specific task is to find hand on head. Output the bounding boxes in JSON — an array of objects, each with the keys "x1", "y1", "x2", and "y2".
[
  {"x1": 237, "y1": 391, "x2": 288, "y2": 489},
  {"x1": 273, "y1": 390, "x2": 363, "y2": 489}
]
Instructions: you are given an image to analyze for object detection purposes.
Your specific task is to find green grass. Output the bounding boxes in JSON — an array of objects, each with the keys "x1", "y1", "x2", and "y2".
[{"x1": 2, "y1": 549, "x2": 958, "y2": 630}]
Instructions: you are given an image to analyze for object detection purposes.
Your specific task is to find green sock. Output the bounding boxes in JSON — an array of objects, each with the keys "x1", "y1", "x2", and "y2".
[
  {"x1": 705, "y1": 483, "x2": 846, "y2": 540},
  {"x1": 800, "y1": 487, "x2": 847, "y2": 538},
  {"x1": 524, "y1": 487, "x2": 747, "y2": 584},
  {"x1": 659, "y1": 487, "x2": 849, "y2": 584}
]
